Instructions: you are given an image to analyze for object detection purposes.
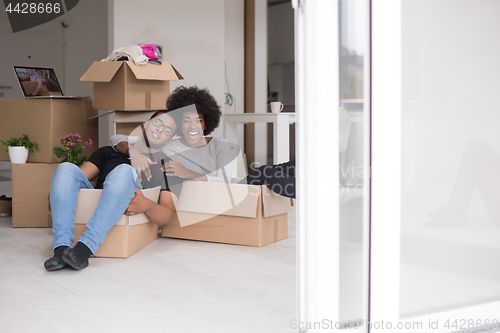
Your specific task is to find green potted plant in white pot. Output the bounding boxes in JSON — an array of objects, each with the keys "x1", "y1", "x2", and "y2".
[{"x1": 1, "y1": 134, "x2": 39, "y2": 164}]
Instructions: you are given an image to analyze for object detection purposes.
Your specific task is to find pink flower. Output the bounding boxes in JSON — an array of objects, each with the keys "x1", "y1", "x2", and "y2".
[
  {"x1": 71, "y1": 143, "x2": 76, "y2": 147},
  {"x1": 66, "y1": 142, "x2": 71, "y2": 147}
]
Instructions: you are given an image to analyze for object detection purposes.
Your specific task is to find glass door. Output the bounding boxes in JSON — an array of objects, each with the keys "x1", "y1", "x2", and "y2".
[
  {"x1": 294, "y1": 0, "x2": 370, "y2": 331},
  {"x1": 371, "y1": 0, "x2": 500, "y2": 331}
]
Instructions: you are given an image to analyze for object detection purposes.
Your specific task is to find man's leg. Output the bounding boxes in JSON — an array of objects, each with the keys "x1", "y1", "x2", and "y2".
[
  {"x1": 45, "y1": 162, "x2": 93, "y2": 271},
  {"x1": 62, "y1": 164, "x2": 140, "y2": 269}
]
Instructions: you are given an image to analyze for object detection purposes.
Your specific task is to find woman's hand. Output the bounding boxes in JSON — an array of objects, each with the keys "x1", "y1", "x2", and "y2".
[
  {"x1": 129, "y1": 147, "x2": 156, "y2": 182},
  {"x1": 162, "y1": 160, "x2": 193, "y2": 179}
]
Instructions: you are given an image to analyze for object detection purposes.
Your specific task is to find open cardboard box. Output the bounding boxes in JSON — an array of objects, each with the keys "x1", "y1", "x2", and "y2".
[
  {"x1": 71, "y1": 186, "x2": 161, "y2": 258},
  {"x1": 80, "y1": 61, "x2": 183, "y2": 111},
  {"x1": 0, "y1": 99, "x2": 98, "y2": 163},
  {"x1": 11, "y1": 163, "x2": 58, "y2": 228},
  {"x1": 162, "y1": 181, "x2": 292, "y2": 247}
]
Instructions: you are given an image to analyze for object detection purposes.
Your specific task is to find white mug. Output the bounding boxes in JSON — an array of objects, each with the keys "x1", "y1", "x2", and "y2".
[{"x1": 270, "y1": 102, "x2": 284, "y2": 113}]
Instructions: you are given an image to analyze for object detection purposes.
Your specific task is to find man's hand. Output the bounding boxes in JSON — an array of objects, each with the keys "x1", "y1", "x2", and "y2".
[
  {"x1": 129, "y1": 148, "x2": 156, "y2": 182},
  {"x1": 125, "y1": 188, "x2": 153, "y2": 216}
]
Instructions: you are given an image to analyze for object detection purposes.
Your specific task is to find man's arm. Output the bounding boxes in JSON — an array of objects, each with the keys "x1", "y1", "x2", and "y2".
[
  {"x1": 114, "y1": 141, "x2": 156, "y2": 182},
  {"x1": 124, "y1": 189, "x2": 177, "y2": 226},
  {"x1": 80, "y1": 161, "x2": 100, "y2": 180}
]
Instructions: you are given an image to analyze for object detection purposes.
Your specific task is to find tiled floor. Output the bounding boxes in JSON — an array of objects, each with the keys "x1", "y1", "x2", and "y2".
[
  {"x1": 0, "y1": 161, "x2": 369, "y2": 332},
  {"x1": 0, "y1": 166, "x2": 297, "y2": 333}
]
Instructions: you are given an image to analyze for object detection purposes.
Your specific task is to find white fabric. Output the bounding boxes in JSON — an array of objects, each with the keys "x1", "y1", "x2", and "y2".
[{"x1": 101, "y1": 45, "x2": 148, "y2": 65}]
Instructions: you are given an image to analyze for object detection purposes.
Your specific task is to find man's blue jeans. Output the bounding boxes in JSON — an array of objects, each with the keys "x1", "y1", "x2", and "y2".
[{"x1": 49, "y1": 162, "x2": 141, "y2": 255}]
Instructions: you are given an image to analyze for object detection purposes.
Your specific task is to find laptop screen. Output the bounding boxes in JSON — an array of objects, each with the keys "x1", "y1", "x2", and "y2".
[{"x1": 13, "y1": 66, "x2": 63, "y2": 97}]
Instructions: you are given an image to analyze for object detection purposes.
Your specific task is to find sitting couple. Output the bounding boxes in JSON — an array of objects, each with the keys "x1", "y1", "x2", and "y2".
[
  {"x1": 45, "y1": 86, "x2": 297, "y2": 271},
  {"x1": 110, "y1": 86, "x2": 297, "y2": 199}
]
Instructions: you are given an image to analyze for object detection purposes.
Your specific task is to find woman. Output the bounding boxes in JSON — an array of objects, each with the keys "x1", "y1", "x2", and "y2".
[{"x1": 110, "y1": 86, "x2": 234, "y2": 183}]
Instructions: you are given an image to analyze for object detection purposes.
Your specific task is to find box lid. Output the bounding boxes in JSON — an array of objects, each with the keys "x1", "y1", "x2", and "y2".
[
  {"x1": 127, "y1": 61, "x2": 184, "y2": 81},
  {"x1": 74, "y1": 186, "x2": 161, "y2": 226},
  {"x1": 80, "y1": 61, "x2": 183, "y2": 82},
  {"x1": 175, "y1": 181, "x2": 261, "y2": 221},
  {"x1": 261, "y1": 185, "x2": 293, "y2": 217},
  {"x1": 80, "y1": 61, "x2": 124, "y2": 82}
]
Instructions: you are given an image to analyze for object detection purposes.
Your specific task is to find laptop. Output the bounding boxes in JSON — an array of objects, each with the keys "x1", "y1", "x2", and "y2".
[{"x1": 13, "y1": 66, "x2": 88, "y2": 99}]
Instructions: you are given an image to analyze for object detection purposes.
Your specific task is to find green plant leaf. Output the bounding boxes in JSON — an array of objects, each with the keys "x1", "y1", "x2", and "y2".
[{"x1": 52, "y1": 147, "x2": 66, "y2": 158}]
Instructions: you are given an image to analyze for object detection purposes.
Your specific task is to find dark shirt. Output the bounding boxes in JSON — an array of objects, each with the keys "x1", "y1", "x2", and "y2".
[{"x1": 86, "y1": 146, "x2": 183, "y2": 198}]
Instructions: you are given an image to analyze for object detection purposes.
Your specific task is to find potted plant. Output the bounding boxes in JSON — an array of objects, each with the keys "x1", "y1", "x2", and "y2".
[
  {"x1": 1, "y1": 134, "x2": 39, "y2": 164},
  {"x1": 52, "y1": 134, "x2": 93, "y2": 166}
]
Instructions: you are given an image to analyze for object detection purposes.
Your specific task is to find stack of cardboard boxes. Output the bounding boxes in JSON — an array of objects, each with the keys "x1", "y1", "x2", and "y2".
[
  {"x1": 75, "y1": 60, "x2": 183, "y2": 257},
  {"x1": 0, "y1": 98, "x2": 98, "y2": 227}
]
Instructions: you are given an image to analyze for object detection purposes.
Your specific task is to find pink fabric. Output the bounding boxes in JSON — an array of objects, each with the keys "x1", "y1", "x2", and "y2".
[{"x1": 139, "y1": 44, "x2": 158, "y2": 61}]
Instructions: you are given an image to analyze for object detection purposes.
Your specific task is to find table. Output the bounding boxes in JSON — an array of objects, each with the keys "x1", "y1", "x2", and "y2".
[{"x1": 224, "y1": 112, "x2": 296, "y2": 177}]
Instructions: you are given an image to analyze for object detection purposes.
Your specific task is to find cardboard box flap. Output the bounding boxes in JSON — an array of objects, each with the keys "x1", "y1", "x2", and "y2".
[
  {"x1": 79, "y1": 61, "x2": 124, "y2": 82},
  {"x1": 175, "y1": 181, "x2": 260, "y2": 220},
  {"x1": 74, "y1": 186, "x2": 161, "y2": 226},
  {"x1": 128, "y1": 186, "x2": 161, "y2": 226},
  {"x1": 261, "y1": 186, "x2": 293, "y2": 218},
  {"x1": 126, "y1": 61, "x2": 183, "y2": 81},
  {"x1": 171, "y1": 65, "x2": 184, "y2": 80}
]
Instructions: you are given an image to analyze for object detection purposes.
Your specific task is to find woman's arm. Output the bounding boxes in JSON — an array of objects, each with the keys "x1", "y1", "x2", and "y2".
[
  {"x1": 124, "y1": 188, "x2": 177, "y2": 226},
  {"x1": 163, "y1": 160, "x2": 207, "y2": 181}
]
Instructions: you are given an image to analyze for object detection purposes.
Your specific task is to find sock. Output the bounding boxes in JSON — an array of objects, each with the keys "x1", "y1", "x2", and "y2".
[
  {"x1": 73, "y1": 242, "x2": 92, "y2": 262},
  {"x1": 62, "y1": 242, "x2": 91, "y2": 270},
  {"x1": 44, "y1": 245, "x2": 69, "y2": 271}
]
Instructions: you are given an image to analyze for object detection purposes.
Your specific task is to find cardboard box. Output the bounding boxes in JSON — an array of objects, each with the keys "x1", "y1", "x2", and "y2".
[
  {"x1": 71, "y1": 186, "x2": 161, "y2": 258},
  {"x1": 11, "y1": 163, "x2": 58, "y2": 228},
  {"x1": 0, "y1": 99, "x2": 98, "y2": 163},
  {"x1": 162, "y1": 181, "x2": 292, "y2": 247},
  {"x1": 80, "y1": 61, "x2": 183, "y2": 111},
  {"x1": 111, "y1": 110, "x2": 154, "y2": 135}
]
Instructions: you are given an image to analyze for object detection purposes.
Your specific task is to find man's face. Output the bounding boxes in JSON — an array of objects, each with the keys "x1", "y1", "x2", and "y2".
[{"x1": 144, "y1": 112, "x2": 177, "y2": 148}]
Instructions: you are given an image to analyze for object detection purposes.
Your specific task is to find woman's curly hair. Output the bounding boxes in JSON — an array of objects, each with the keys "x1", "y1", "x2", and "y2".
[{"x1": 166, "y1": 86, "x2": 222, "y2": 136}]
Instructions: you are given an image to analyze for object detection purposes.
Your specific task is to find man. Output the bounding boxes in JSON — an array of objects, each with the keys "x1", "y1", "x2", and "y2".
[{"x1": 44, "y1": 110, "x2": 183, "y2": 271}]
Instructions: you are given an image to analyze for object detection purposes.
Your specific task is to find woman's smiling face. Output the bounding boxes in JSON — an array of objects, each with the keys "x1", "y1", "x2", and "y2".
[{"x1": 181, "y1": 110, "x2": 205, "y2": 147}]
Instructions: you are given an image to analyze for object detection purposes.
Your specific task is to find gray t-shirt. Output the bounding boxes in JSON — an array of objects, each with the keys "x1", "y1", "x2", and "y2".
[{"x1": 110, "y1": 135, "x2": 234, "y2": 183}]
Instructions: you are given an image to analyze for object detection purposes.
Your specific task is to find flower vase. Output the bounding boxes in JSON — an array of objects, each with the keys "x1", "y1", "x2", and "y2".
[{"x1": 8, "y1": 146, "x2": 29, "y2": 164}]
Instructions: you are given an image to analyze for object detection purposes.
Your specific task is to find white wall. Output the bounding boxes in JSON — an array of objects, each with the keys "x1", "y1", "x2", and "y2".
[
  {"x1": 62, "y1": 1, "x2": 108, "y2": 97},
  {"x1": 224, "y1": 0, "x2": 245, "y2": 147},
  {"x1": 108, "y1": 0, "x2": 227, "y2": 138},
  {"x1": 0, "y1": 0, "x2": 107, "y2": 98},
  {"x1": 224, "y1": 0, "x2": 244, "y2": 115}
]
